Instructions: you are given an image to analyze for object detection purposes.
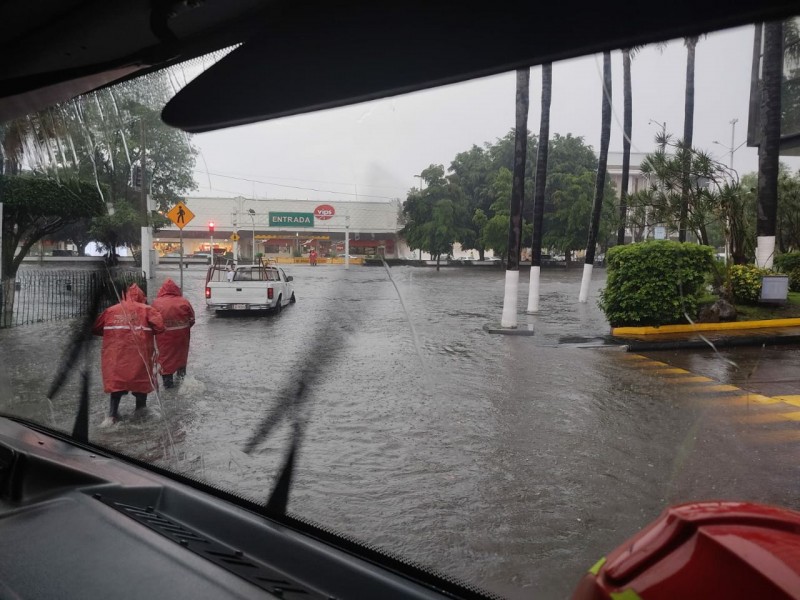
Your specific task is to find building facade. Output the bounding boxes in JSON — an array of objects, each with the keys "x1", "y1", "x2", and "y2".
[{"x1": 155, "y1": 197, "x2": 404, "y2": 260}]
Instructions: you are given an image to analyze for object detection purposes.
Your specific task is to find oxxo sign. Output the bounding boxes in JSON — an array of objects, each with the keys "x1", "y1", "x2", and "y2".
[{"x1": 314, "y1": 204, "x2": 335, "y2": 220}]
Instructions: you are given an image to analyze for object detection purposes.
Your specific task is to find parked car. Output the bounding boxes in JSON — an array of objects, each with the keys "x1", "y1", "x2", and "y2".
[{"x1": 205, "y1": 263, "x2": 295, "y2": 313}]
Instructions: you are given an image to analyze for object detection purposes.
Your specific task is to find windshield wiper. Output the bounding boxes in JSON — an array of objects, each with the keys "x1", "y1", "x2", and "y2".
[{"x1": 47, "y1": 270, "x2": 107, "y2": 443}]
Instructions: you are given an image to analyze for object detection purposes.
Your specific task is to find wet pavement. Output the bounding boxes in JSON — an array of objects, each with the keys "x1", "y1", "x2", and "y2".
[{"x1": 1, "y1": 264, "x2": 799, "y2": 599}]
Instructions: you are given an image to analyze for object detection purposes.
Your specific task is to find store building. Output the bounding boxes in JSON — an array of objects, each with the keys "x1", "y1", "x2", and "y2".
[{"x1": 155, "y1": 197, "x2": 404, "y2": 260}]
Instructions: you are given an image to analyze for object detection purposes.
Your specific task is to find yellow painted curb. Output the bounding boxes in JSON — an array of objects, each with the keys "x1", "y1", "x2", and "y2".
[{"x1": 613, "y1": 318, "x2": 800, "y2": 336}]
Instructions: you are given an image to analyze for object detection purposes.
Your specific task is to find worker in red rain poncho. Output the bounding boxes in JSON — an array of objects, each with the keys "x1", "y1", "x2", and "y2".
[
  {"x1": 93, "y1": 283, "x2": 165, "y2": 422},
  {"x1": 152, "y1": 279, "x2": 195, "y2": 389}
]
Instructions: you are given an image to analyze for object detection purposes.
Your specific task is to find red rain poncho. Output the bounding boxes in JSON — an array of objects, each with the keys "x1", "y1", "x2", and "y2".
[
  {"x1": 92, "y1": 283, "x2": 165, "y2": 394},
  {"x1": 152, "y1": 279, "x2": 195, "y2": 375}
]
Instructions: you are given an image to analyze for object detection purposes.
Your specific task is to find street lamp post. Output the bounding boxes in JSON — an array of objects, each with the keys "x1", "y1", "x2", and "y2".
[
  {"x1": 713, "y1": 118, "x2": 747, "y2": 170},
  {"x1": 344, "y1": 212, "x2": 350, "y2": 270},
  {"x1": 248, "y1": 208, "x2": 256, "y2": 264},
  {"x1": 648, "y1": 119, "x2": 667, "y2": 151},
  {"x1": 713, "y1": 118, "x2": 747, "y2": 264}
]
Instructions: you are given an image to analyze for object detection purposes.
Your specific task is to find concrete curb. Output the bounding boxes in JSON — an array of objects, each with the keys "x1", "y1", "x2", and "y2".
[
  {"x1": 613, "y1": 318, "x2": 800, "y2": 336},
  {"x1": 624, "y1": 334, "x2": 800, "y2": 352}
]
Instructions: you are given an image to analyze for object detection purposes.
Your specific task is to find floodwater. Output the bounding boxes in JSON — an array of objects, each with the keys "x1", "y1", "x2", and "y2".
[{"x1": 1, "y1": 264, "x2": 798, "y2": 599}]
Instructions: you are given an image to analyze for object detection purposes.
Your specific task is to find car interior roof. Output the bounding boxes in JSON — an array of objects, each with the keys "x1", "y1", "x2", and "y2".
[{"x1": 0, "y1": 0, "x2": 798, "y2": 130}]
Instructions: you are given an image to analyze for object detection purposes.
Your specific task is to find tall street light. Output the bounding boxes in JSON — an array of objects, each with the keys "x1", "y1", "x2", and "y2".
[
  {"x1": 712, "y1": 118, "x2": 746, "y2": 265},
  {"x1": 713, "y1": 118, "x2": 747, "y2": 170},
  {"x1": 648, "y1": 119, "x2": 667, "y2": 151},
  {"x1": 248, "y1": 208, "x2": 256, "y2": 264}
]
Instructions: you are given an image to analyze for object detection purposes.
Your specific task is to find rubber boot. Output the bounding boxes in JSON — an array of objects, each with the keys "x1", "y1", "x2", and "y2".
[
  {"x1": 176, "y1": 367, "x2": 186, "y2": 382},
  {"x1": 162, "y1": 373, "x2": 174, "y2": 388},
  {"x1": 109, "y1": 392, "x2": 124, "y2": 423},
  {"x1": 134, "y1": 393, "x2": 147, "y2": 410}
]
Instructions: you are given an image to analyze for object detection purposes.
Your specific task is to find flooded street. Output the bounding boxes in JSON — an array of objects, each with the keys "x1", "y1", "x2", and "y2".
[{"x1": 2, "y1": 264, "x2": 799, "y2": 599}]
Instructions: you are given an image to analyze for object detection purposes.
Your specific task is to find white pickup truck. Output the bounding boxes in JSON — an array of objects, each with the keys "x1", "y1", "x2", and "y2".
[{"x1": 204, "y1": 262, "x2": 295, "y2": 313}]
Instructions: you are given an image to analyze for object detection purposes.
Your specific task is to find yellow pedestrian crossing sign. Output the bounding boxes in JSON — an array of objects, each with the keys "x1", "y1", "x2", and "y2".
[
  {"x1": 230, "y1": 232, "x2": 240, "y2": 241},
  {"x1": 167, "y1": 201, "x2": 194, "y2": 229}
]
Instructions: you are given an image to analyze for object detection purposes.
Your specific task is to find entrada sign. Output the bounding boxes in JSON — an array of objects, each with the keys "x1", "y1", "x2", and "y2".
[{"x1": 269, "y1": 212, "x2": 315, "y2": 227}]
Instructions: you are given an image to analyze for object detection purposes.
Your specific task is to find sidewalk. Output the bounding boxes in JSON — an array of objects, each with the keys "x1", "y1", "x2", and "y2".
[{"x1": 611, "y1": 319, "x2": 800, "y2": 351}]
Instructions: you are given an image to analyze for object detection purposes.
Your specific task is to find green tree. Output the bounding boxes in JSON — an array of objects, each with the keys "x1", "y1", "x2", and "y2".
[
  {"x1": 1, "y1": 176, "x2": 105, "y2": 326},
  {"x1": 541, "y1": 135, "x2": 615, "y2": 264},
  {"x1": 637, "y1": 138, "x2": 733, "y2": 246},
  {"x1": 482, "y1": 168, "x2": 512, "y2": 259},
  {"x1": 89, "y1": 199, "x2": 146, "y2": 255},
  {"x1": 401, "y1": 165, "x2": 466, "y2": 270},
  {"x1": 449, "y1": 145, "x2": 494, "y2": 259},
  {"x1": 776, "y1": 166, "x2": 800, "y2": 252},
  {"x1": 721, "y1": 178, "x2": 756, "y2": 264},
  {"x1": 0, "y1": 72, "x2": 198, "y2": 270},
  {"x1": 45, "y1": 218, "x2": 93, "y2": 256}
]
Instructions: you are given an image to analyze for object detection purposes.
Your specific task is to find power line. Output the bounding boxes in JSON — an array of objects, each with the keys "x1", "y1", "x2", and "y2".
[{"x1": 193, "y1": 168, "x2": 404, "y2": 200}]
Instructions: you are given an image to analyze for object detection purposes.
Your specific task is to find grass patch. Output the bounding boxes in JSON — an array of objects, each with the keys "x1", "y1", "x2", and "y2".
[{"x1": 735, "y1": 292, "x2": 800, "y2": 321}]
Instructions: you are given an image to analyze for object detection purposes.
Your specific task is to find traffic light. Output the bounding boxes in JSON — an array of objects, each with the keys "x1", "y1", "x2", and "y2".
[
  {"x1": 208, "y1": 221, "x2": 215, "y2": 234},
  {"x1": 131, "y1": 165, "x2": 143, "y2": 188}
]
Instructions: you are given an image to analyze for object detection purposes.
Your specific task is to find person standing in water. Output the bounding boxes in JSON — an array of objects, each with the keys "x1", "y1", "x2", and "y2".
[
  {"x1": 152, "y1": 279, "x2": 195, "y2": 388},
  {"x1": 93, "y1": 283, "x2": 165, "y2": 423}
]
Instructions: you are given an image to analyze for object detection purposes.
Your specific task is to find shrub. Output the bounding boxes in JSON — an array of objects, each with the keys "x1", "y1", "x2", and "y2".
[
  {"x1": 774, "y1": 253, "x2": 800, "y2": 292},
  {"x1": 599, "y1": 241, "x2": 714, "y2": 327},
  {"x1": 774, "y1": 252, "x2": 800, "y2": 274},
  {"x1": 728, "y1": 264, "x2": 774, "y2": 304}
]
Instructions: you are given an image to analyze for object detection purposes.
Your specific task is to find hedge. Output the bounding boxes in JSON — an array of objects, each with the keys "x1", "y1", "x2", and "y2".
[
  {"x1": 774, "y1": 253, "x2": 800, "y2": 292},
  {"x1": 599, "y1": 241, "x2": 715, "y2": 327}
]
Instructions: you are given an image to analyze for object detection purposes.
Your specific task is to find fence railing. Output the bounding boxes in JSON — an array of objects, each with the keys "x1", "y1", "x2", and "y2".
[{"x1": 3, "y1": 269, "x2": 146, "y2": 328}]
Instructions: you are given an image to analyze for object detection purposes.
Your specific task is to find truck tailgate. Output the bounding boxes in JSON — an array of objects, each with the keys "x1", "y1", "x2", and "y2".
[{"x1": 207, "y1": 281, "x2": 271, "y2": 306}]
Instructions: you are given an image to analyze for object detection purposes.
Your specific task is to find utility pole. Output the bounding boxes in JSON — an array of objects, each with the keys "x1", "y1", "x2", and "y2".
[
  {"x1": 248, "y1": 208, "x2": 256, "y2": 264},
  {"x1": 139, "y1": 119, "x2": 153, "y2": 281}
]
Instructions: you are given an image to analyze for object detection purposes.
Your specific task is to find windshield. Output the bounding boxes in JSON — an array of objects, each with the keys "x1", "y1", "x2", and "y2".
[{"x1": 2, "y1": 17, "x2": 800, "y2": 599}]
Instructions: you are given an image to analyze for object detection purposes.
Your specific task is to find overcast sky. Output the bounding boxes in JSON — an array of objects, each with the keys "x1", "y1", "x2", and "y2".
[{"x1": 188, "y1": 23, "x2": 800, "y2": 204}]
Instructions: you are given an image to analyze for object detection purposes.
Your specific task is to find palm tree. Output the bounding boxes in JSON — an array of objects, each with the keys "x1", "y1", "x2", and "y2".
[
  {"x1": 500, "y1": 68, "x2": 530, "y2": 328},
  {"x1": 678, "y1": 36, "x2": 699, "y2": 242},
  {"x1": 579, "y1": 52, "x2": 611, "y2": 303},
  {"x1": 526, "y1": 63, "x2": 552, "y2": 313},
  {"x1": 756, "y1": 21, "x2": 784, "y2": 268},
  {"x1": 617, "y1": 48, "x2": 636, "y2": 245}
]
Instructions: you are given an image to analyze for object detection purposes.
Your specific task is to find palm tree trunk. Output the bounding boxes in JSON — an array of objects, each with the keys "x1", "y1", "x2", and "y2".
[
  {"x1": 579, "y1": 52, "x2": 611, "y2": 303},
  {"x1": 500, "y1": 68, "x2": 530, "y2": 328},
  {"x1": 679, "y1": 37, "x2": 698, "y2": 243},
  {"x1": 756, "y1": 21, "x2": 783, "y2": 269},
  {"x1": 617, "y1": 49, "x2": 633, "y2": 246},
  {"x1": 527, "y1": 63, "x2": 552, "y2": 314}
]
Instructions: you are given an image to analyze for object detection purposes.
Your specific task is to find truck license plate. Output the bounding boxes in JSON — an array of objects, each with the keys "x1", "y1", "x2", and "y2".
[{"x1": 233, "y1": 304, "x2": 247, "y2": 310}]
